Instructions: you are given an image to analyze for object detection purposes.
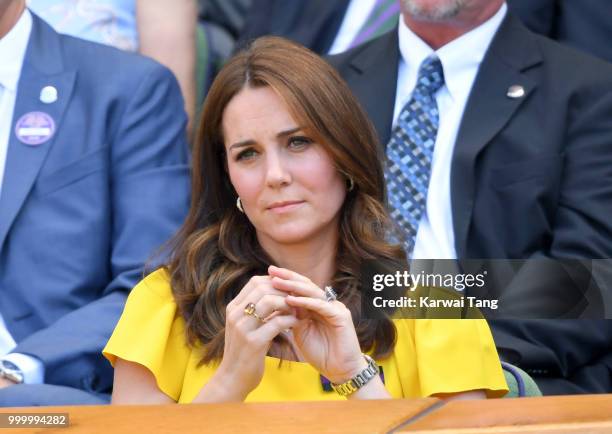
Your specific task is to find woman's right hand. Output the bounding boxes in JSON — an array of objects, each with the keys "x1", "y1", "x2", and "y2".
[{"x1": 194, "y1": 275, "x2": 297, "y2": 402}]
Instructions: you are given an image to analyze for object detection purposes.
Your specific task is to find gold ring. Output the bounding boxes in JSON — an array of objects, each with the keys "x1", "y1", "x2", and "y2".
[{"x1": 244, "y1": 302, "x2": 265, "y2": 322}]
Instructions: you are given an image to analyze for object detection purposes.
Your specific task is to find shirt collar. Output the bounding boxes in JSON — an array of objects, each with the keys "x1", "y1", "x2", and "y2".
[
  {"x1": 398, "y1": 2, "x2": 507, "y2": 101},
  {"x1": 0, "y1": 8, "x2": 33, "y2": 92}
]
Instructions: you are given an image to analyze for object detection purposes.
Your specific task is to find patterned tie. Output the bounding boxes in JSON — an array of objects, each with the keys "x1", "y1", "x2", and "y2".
[
  {"x1": 349, "y1": 0, "x2": 400, "y2": 49},
  {"x1": 385, "y1": 55, "x2": 445, "y2": 256}
]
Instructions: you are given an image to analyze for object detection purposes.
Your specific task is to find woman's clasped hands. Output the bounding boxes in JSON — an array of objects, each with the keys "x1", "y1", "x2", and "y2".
[{"x1": 202, "y1": 265, "x2": 369, "y2": 401}]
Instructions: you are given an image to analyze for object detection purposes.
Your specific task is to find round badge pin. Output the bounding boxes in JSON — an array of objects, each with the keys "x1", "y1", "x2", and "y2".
[
  {"x1": 40, "y1": 86, "x2": 58, "y2": 104},
  {"x1": 15, "y1": 111, "x2": 56, "y2": 146},
  {"x1": 507, "y1": 85, "x2": 525, "y2": 99}
]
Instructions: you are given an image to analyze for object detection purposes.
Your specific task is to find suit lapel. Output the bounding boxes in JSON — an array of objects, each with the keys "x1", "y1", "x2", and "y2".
[
  {"x1": 348, "y1": 29, "x2": 399, "y2": 148},
  {"x1": 0, "y1": 14, "x2": 75, "y2": 252},
  {"x1": 452, "y1": 14, "x2": 542, "y2": 257}
]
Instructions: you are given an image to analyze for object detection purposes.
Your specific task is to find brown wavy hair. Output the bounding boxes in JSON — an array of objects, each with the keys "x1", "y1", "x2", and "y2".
[{"x1": 167, "y1": 36, "x2": 406, "y2": 364}]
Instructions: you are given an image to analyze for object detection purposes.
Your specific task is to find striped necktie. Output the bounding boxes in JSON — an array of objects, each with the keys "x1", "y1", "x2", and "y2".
[
  {"x1": 384, "y1": 55, "x2": 445, "y2": 256},
  {"x1": 349, "y1": 0, "x2": 400, "y2": 49}
]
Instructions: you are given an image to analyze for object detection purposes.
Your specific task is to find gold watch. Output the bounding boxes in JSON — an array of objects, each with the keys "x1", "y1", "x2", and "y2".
[{"x1": 331, "y1": 354, "x2": 379, "y2": 396}]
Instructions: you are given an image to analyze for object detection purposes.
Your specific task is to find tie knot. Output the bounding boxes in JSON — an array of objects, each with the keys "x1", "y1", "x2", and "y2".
[{"x1": 415, "y1": 56, "x2": 444, "y2": 96}]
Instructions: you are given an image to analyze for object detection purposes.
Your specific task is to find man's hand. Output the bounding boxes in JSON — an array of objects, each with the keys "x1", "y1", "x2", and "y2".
[{"x1": 0, "y1": 377, "x2": 17, "y2": 389}]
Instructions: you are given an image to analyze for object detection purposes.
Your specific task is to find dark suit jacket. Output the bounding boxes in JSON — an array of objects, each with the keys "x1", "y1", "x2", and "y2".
[
  {"x1": 237, "y1": 0, "x2": 350, "y2": 54},
  {"x1": 0, "y1": 13, "x2": 190, "y2": 394},
  {"x1": 329, "y1": 13, "x2": 612, "y2": 394},
  {"x1": 508, "y1": 0, "x2": 612, "y2": 63}
]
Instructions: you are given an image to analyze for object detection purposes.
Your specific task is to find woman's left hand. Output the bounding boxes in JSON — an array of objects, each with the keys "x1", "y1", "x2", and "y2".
[{"x1": 268, "y1": 266, "x2": 368, "y2": 384}]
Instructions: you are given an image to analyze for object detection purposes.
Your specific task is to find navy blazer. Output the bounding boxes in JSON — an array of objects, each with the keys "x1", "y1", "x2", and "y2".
[
  {"x1": 508, "y1": 0, "x2": 612, "y2": 63},
  {"x1": 0, "y1": 13, "x2": 190, "y2": 392},
  {"x1": 330, "y1": 13, "x2": 612, "y2": 393},
  {"x1": 330, "y1": 13, "x2": 612, "y2": 262},
  {"x1": 237, "y1": 0, "x2": 350, "y2": 54}
]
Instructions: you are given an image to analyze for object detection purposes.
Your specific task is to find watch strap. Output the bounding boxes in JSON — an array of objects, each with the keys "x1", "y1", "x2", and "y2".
[{"x1": 331, "y1": 354, "x2": 379, "y2": 396}]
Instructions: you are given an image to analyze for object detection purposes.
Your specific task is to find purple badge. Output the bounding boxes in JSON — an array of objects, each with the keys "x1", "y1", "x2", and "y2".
[{"x1": 15, "y1": 111, "x2": 56, "y2": 146}]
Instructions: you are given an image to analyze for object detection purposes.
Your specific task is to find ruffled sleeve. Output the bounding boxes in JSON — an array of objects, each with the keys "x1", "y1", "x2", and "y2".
[
  {"x1": 103, "y1": 268, "x2": 190, "y2": 401},
  {"x1": 395, "y1": 319, "x2": 508, "y2": 398}
]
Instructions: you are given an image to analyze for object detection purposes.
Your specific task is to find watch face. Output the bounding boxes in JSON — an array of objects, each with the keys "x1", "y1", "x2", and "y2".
[
  {"x1": 0, "y1": 360, "x2": 24, "y2": 384},
  {"x1": 1, "y1": 361, "x2": 20, "y2": 371}
]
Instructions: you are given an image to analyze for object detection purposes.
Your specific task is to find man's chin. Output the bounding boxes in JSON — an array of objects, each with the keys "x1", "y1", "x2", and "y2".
[{"x1": 401, "y1": 0, "x2": 464, "y2": 22}]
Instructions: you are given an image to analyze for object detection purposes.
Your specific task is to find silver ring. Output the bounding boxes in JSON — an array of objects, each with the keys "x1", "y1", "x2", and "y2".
[{"x1": 324, "y1": 286, "x2": 337, "y2": 302}]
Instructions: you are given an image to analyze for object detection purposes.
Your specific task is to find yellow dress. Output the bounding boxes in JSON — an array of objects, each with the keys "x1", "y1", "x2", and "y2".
[{"x1": 103, "y1": 269, "x2": 508, "y2": 402}]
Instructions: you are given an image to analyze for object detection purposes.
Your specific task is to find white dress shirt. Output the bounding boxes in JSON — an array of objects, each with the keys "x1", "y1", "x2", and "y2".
[
  {"x1": 0, "y1": 8, "x2": 32, "y2": 197},
  {"x1": 328, "y1": 0, "x2": 378, "y2": 54},
  {"x1": 393, "y1": 3, "x2": 507, "y2": 260},
  {"x1": 0, "y1": 8, "x2": 45, "y2": 384}
]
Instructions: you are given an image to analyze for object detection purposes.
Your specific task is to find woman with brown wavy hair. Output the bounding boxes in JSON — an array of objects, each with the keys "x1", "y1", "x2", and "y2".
[{"x1": 103, "y1": 36, "x2": 507, "y2": 403}]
